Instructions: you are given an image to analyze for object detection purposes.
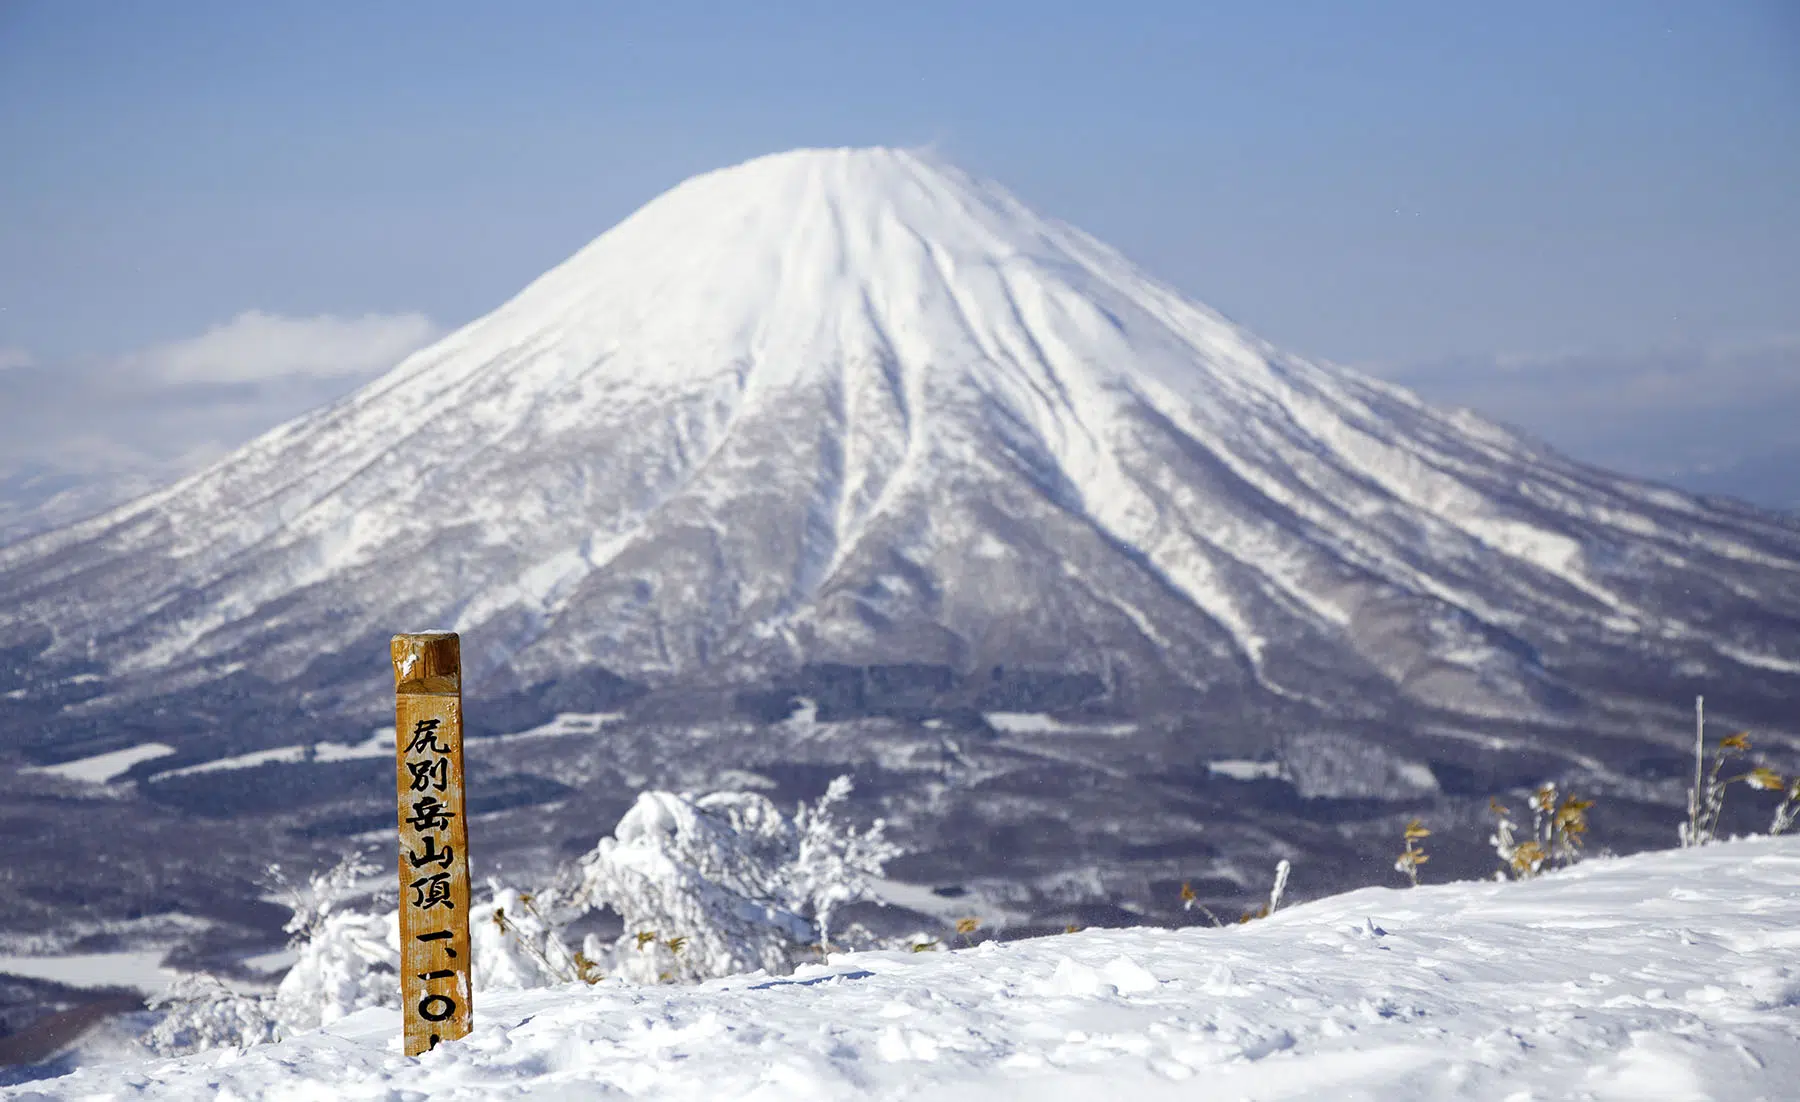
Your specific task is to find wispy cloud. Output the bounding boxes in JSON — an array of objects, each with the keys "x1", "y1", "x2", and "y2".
[
  {"x1": 0, "y1": 310, "x2": 441, "y2": 544},
  {"x1": 119, "y1": 310, "x2": 440, "y2": 384}
]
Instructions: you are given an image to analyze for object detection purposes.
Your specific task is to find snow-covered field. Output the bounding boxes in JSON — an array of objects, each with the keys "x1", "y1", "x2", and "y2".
[
  {"x1": 145, "y1": 713, "x2": 621, "y2": 781},
  {"x1": 0, "y1": 951, "x2": 178, "y2": 995},
  {"x1": 20, "y1": 743, "x2": 174, "y2": 784},
  {"x1": 13, "y1": 837, "x2": 1799, "y2": 1101}
]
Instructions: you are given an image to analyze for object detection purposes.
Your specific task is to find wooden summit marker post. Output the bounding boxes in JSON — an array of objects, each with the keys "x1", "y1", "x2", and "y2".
[{"x1": 392, "y1": 632, "x2": 473, "y2": 1055}]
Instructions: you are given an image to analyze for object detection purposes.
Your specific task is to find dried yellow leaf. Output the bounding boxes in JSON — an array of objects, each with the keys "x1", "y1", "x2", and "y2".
[
  {"x1": 1745, "y1": 766, "x2": 1785, "y2": 791},
  {"x1": 1510, "y1": 840, "x2": 1547, "y2": 874}
]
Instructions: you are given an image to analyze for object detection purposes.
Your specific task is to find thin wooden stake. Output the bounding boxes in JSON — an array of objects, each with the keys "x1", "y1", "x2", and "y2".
[
  {"x1": 392, "y1": 632, "x2": 473, "y2": 1055},
  {"x1": 1689, "y1": 694, "x2": 1705, "y2": 847}
]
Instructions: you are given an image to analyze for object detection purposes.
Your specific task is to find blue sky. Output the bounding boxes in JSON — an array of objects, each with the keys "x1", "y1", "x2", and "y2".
[{"x1": 1, "y1": 1, "x2": 1797, "y2": 528}]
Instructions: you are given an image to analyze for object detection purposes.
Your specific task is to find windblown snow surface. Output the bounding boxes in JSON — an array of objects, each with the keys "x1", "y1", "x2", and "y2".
[{"x1": 14, "y1": 838, "x2": 1800, "y2": 1101}]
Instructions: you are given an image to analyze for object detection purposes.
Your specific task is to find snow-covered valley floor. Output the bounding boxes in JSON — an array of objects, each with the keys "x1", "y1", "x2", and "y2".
[{"x1": 11, "y1": 838, "x2": 1800, "y2": 1101}]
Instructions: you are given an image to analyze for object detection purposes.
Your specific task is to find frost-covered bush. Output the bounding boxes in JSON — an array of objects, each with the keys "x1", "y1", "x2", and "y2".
[
  {"x1": 790, "y1": 776, "x2": 901, "y2": 951},
  {"x1": 141, "y1": 851, "x2": 396, "y2": 1056},
  {"x1": 1394, "y1": 820, "x2": 1429, "y2": 887},
  {"x1": 142, "y1": 975, "x2": 280, "y2": 1056},
  {"x1": 144, "y1": 899, "x2": 399, "y2": 1056},
  {"x1": 552, "y1": 776, "x2": 898, "y2": 983},
  {"x1": 271, "y1": 909, "x2": 399, "y2": 1032}
]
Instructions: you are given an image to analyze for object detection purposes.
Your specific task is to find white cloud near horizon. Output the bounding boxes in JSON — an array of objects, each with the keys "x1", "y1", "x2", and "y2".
[
  {"x1": 0, "y1": 309, "x2": 440, "y2": 543},
  {"x1": 119, "y1": 309, "x2": 441, "y2": 384}
]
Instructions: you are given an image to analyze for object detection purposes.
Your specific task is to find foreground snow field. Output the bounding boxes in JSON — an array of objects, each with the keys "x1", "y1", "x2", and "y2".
[{"x1": 12, "y1": 838, "x2": 1800, "y2": 1101}]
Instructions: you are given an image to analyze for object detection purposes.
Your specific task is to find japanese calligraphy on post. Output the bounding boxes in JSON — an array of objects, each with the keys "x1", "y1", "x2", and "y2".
[{"x1": 391, "y1": 632, "x2": 473, "y2": 1055}]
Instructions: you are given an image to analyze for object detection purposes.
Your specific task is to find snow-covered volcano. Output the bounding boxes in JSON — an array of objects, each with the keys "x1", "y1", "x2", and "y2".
[{"x1": 5, "y1": 147, "x2": 1798, "y2": 736}]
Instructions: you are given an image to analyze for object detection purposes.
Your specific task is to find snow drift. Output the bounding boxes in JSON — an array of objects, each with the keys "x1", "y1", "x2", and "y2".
[{"x1": 19, "y1": 837, "x2": 1800, "y2": 1100}]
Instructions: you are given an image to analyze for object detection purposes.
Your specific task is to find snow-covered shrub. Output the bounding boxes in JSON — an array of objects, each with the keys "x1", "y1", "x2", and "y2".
[
  {"x1": 263, "y1": 848, "x2": 399, "y2": 1032},
  {"x1": 142, "y1": 975, "x2": 279, "y2": 1056},
  {"x1": 1489, "y1": 798, "x2": 1537, "y2": 878},
  {"x1": 789, "y1": 775, "x2": 900, "y2": 951},
  {"x1": 152, "y1": 884, "x2": 577, "y2": 1059},
  {"x1": 1267, "y1": 858, "x2": 1291, "y2": 913},
  {"x1": 142, "y1": 851, "x2": 396, "y2": 1055},
  {"x1": 1232, "y1": 859, "x2": 1295, "y2": 923},
  {"x1": 271, "y1": 909, "x2": 398, "y2": 1032},
  {"x1": 145, "y1": 781, "x2": 895, "y2": 1057},
  {"x1": 551, "y1": 776, "x2": 898, "y2": 983}
]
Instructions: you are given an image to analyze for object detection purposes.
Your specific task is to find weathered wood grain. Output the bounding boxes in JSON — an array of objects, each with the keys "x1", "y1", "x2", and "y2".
[{"x1": 392, "y1": 632, "x2": 472, "y2": 1056}]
